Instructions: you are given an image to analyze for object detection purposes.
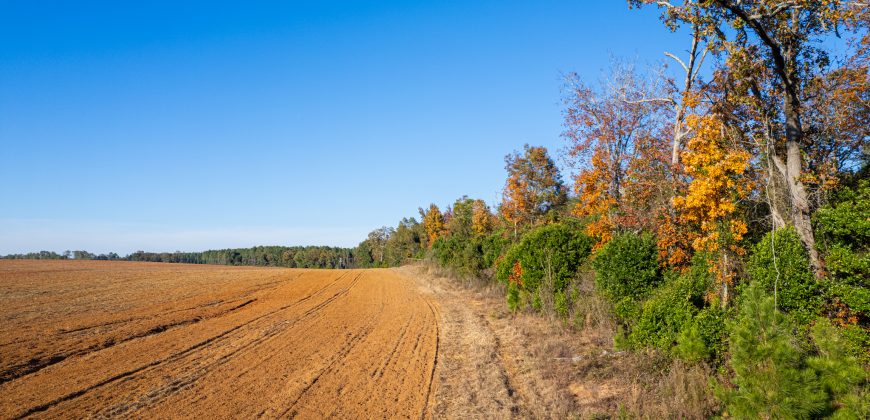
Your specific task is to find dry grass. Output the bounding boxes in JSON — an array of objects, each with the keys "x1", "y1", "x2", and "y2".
[{"x1": 413, "y1": 261, "x2": 719, "y2": 419}]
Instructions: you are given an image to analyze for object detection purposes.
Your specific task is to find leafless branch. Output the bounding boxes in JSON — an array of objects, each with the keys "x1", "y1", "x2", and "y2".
[{"x1": 664, "y1": 52, "x2": 689, "y2": 73}]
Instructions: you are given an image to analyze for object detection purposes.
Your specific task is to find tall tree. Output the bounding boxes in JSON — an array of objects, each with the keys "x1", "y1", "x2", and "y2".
[
  {"x1": 471, "y1": 199, "x2": 495, "y2": 236},
  {"x1": 446, "y1": 196, "x2": 476, "y2": 238},
  {"x1": 673, "y1": 113, "x2": 751, "y2": 305},
  {"x1": 500, "y1": 144, "x2": 566, "y2": 236},
  {"x1": 563, "y1": 62, "x2": 671, "y2": 245},
  {"x1": 634, "y1": 0, "x2": 868, "y2": 277},
  {"x1": 420, "y1": 204, "x2": 445, "y2": 248}
]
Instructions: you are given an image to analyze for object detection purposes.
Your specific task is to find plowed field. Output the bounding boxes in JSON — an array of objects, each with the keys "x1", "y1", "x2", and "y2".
[{"x1": 0, "y1": 261, "x2": 439, "y2": 419}]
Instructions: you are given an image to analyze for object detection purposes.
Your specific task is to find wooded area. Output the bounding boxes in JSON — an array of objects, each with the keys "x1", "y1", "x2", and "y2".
[{"x1": 354, "y1": 1, "x2": 869, "y2": 417}]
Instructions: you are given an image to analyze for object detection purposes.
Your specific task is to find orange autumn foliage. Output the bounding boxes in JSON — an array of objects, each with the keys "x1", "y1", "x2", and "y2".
[
  {"x1": 421, "y1": 204, "x2": 445, "y2": 248},
  {"x1": 471, "y1": 199, "x2": 494, "y2": 236},
  {"x1": 673, "y1": 114, "x2": 750, "y2": 289},
  {"x1": 572, "y1": 150, "x2": 616, "y2": 249},
  {"x1": 500, "y1": 145, "x2": 566, "y2": 233},
  {"x1": 508, "y1": 260, "x2": 524, "y2": 287}
]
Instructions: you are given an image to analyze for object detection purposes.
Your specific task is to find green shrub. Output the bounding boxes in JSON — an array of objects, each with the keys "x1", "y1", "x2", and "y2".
[
  {"x1": 628, "y1": 256, "x2": 713, "y2": 352},
  {"x1": 722, "y1": 282, "x2": 827, "y2": 419},
  {"x1": 676, "y1": 306, "x2": 728, "y2": 363},
  {"x1": 814, "y1": 179, "x2": 870, "y2": 250},
  {"x1": 814, "y1": 179, "x2": 870, "y2": 361},
  {"x1": 629, "y1": 274, "x2": 696, "y2": 350},
  {"x1": 839, "y1": 323, "x2": 870, "y2": 365},
  {"x1": 612, "y1": 297, "x2": 641, "y2": 325},
  {"x1": 496, "y1": 222, "x2": 593, "y2": 313},
  {"x1": 826, "y1": 244, "x2": 870, "y2": 288},
  {"x1": 480, "y1": 230, "x2": 510, "y2": 269},
  {"x1": 431, "y1": 231, "x2": 508, "y2": 276},
  {"x1": 507, "y1": 282, "x2": 521, "y2": 312},
  {"x1": 748, "y1": 227, "x2": 823, "y2": 325},
  {"x1": 592, "y1": 231, "x2": 661, "y2": 310}
]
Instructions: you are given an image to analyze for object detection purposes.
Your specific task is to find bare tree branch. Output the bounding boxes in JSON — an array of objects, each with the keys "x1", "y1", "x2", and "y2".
[{"x1": 664, "y1": 52, "x2": 689, "y2": 73}]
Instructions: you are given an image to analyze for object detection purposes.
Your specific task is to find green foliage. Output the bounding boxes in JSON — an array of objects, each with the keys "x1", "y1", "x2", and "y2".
[
  {"x1": 382, "y1": 218, "x2": 426, "y2": 266},
  {"x1": 429, "y1": 196, "x2": 507, "y2": 276},
  {"x1": 815, "y1": 179, "x2": 870, "y2": 250},
  {"x1": 431, "y1": 230, "x2": 507, "y2": 276},
  {"x1": 813, "y1": 179, "x2": 870, "y2": 362},
  {"x1": 629, "y1": 273, "x2": 696, "y2": 350},
  {"x1": 748, "y1": 227, "x2": 823, "y2": 325},
  {"x1": 676, "y1": 307, "x2": 727, "y2": 363},
  {"x1": 127, "y1": 246, "x2": 355, "y2": 268},
  {"x1": 592, "y1": 232, "x2": 661, "y2": 311},
  {"x1": 807, "y1": 318, "x2": 870, "y2": 418},
  {"x1": 826, "y1": 244, "x2": 870, "y2": 288},
  {"x1": 611, "y1": 297, "x2": 641, "y2": 326},
  {"x1": 507, "y1": 283, "x2": 521, "y2": 312},
  {"x1": 479, "y1": 230, "x2": 510, "y2": 268},
  {"x1": 723, "y1": 282, "x2": 827, "y2": 419},
  {"x1": 815, "y1": 180, "x2": 870, "y2": 292},
  {"x1": 839, "y1": 324, "x2": 870, "y2": 365},
  {"x1": 496, "y1": 222, "x2": 593, "y2": 314},
  {"x1": 446, "y1": 196, "x2": 476, "y2": 238},
  {"x1": 628, "y1": 256, "x2": 712, "y2": 351}
]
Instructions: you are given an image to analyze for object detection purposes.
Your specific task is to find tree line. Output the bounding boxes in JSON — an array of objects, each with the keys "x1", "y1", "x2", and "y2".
[
  {"x1": 358, "y1": 2, "x2": 869, "y2": 417},
  {"x1": 2, "y1": 246, "x2": 357, "y2": 269}
]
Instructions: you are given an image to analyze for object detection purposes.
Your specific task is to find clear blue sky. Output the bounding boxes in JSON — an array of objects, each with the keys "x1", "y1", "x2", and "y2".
[{"x1": 0, "y1": 0, "x2": 691, "y2": 254}]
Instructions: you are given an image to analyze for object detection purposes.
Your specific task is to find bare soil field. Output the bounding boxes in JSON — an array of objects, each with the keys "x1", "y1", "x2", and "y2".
[
  {"x1": 0, "y1": 260, "x2": 438, "y2": 419},
  {"x1": 1, "y1": 260, "x2": 685, "y2": 419}
]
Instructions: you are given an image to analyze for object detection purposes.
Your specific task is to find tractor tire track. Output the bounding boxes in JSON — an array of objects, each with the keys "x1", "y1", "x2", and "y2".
[{"x1": 0, "y1": 262, "x2": 438, "y2": 420}]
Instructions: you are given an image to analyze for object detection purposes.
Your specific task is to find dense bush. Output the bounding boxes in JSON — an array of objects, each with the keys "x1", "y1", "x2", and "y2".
[
  {"x1": 628, "y1": 274, "x2": 698, "y2": 350},
  {"x1": 747, "y1": 228, "x2": 823, "y2": 324},
  {"x1": 431, "y1": 230, "x2": 509, "y2": 276},
  {"x1": 815, "y1": 179, "x2": 870, "y2": 250},
  {"x1": 592, "y1": 232, "x2": 661, "y2": 320},
  {"x1": 826, "y1": 244, "x2": 870, "y2": 289},
  {"x1": 628, "y1": 255, "x2": 714, "y2": 352},
  {"x1": 496, "y1": 222, "x2": 593, "y2": 313},
  {"x1": 814, "y1": 179, "x2": 870, "y2": 361}
]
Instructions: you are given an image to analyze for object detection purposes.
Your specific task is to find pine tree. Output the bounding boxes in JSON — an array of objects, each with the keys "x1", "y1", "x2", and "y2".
[{"x1": 724, "y1": 282, "x2": 826, "y2": 418}]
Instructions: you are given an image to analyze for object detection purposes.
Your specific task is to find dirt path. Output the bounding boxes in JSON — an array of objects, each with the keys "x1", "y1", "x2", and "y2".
[
  {"x1": 0, "y1": 261, "x2": 438, "y2": 419},
  {"x1": 401, "y1": 265, "x2": 582, "y2": 419}
]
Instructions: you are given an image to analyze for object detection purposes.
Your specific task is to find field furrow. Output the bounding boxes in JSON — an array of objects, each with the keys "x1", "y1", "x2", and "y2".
[{"x1": 0, "y1": 261, "x2": 439, "y2": 419}]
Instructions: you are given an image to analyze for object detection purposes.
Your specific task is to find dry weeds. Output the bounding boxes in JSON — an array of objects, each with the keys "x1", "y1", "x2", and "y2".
[{"x1": 408, "y1": 263, "x2": 718, "y2": 419}]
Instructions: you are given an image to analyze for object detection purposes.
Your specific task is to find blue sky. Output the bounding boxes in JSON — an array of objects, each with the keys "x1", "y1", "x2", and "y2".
[{"x1": 0, "y1": 1, "x2": 692, "y2": 254}]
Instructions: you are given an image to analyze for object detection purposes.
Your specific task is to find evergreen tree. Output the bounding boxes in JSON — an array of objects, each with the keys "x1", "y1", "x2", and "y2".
[{"x1": 724, "y1": 282, "x2": 826, "y2": 418}]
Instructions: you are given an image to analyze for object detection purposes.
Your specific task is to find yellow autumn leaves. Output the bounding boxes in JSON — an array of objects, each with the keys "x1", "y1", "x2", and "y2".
[{"x1": 674, "y1": 114, "x2": 751, "y2": 289}]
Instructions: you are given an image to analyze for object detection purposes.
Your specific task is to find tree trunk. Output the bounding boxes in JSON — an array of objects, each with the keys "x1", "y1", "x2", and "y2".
[
  {"x1": 715, "y1": 0, "x2": 825, "y2": 278},
  {"x1": 781, "y1": 28, "x2": 824, "y2": 279},
  {"x1": 766, "y1": 153, "x2": 790, "y2": 229}
]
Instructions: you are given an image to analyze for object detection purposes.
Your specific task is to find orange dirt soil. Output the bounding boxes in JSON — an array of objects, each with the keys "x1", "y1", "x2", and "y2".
[{"x1": 0, "y1": 260, "x2": 438, "y2": 419}]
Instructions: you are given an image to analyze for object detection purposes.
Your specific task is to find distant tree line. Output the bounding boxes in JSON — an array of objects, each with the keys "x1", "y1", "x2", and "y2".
[
  {"x1": 2, "y1": 246, "x2": 357, "y2": 269},
  {"x1": 0, "y1": 250, "x2": 121, "y2": 260},
  {"x1": 127, "y1": 246, "x2": 356, "y2": 268}
]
